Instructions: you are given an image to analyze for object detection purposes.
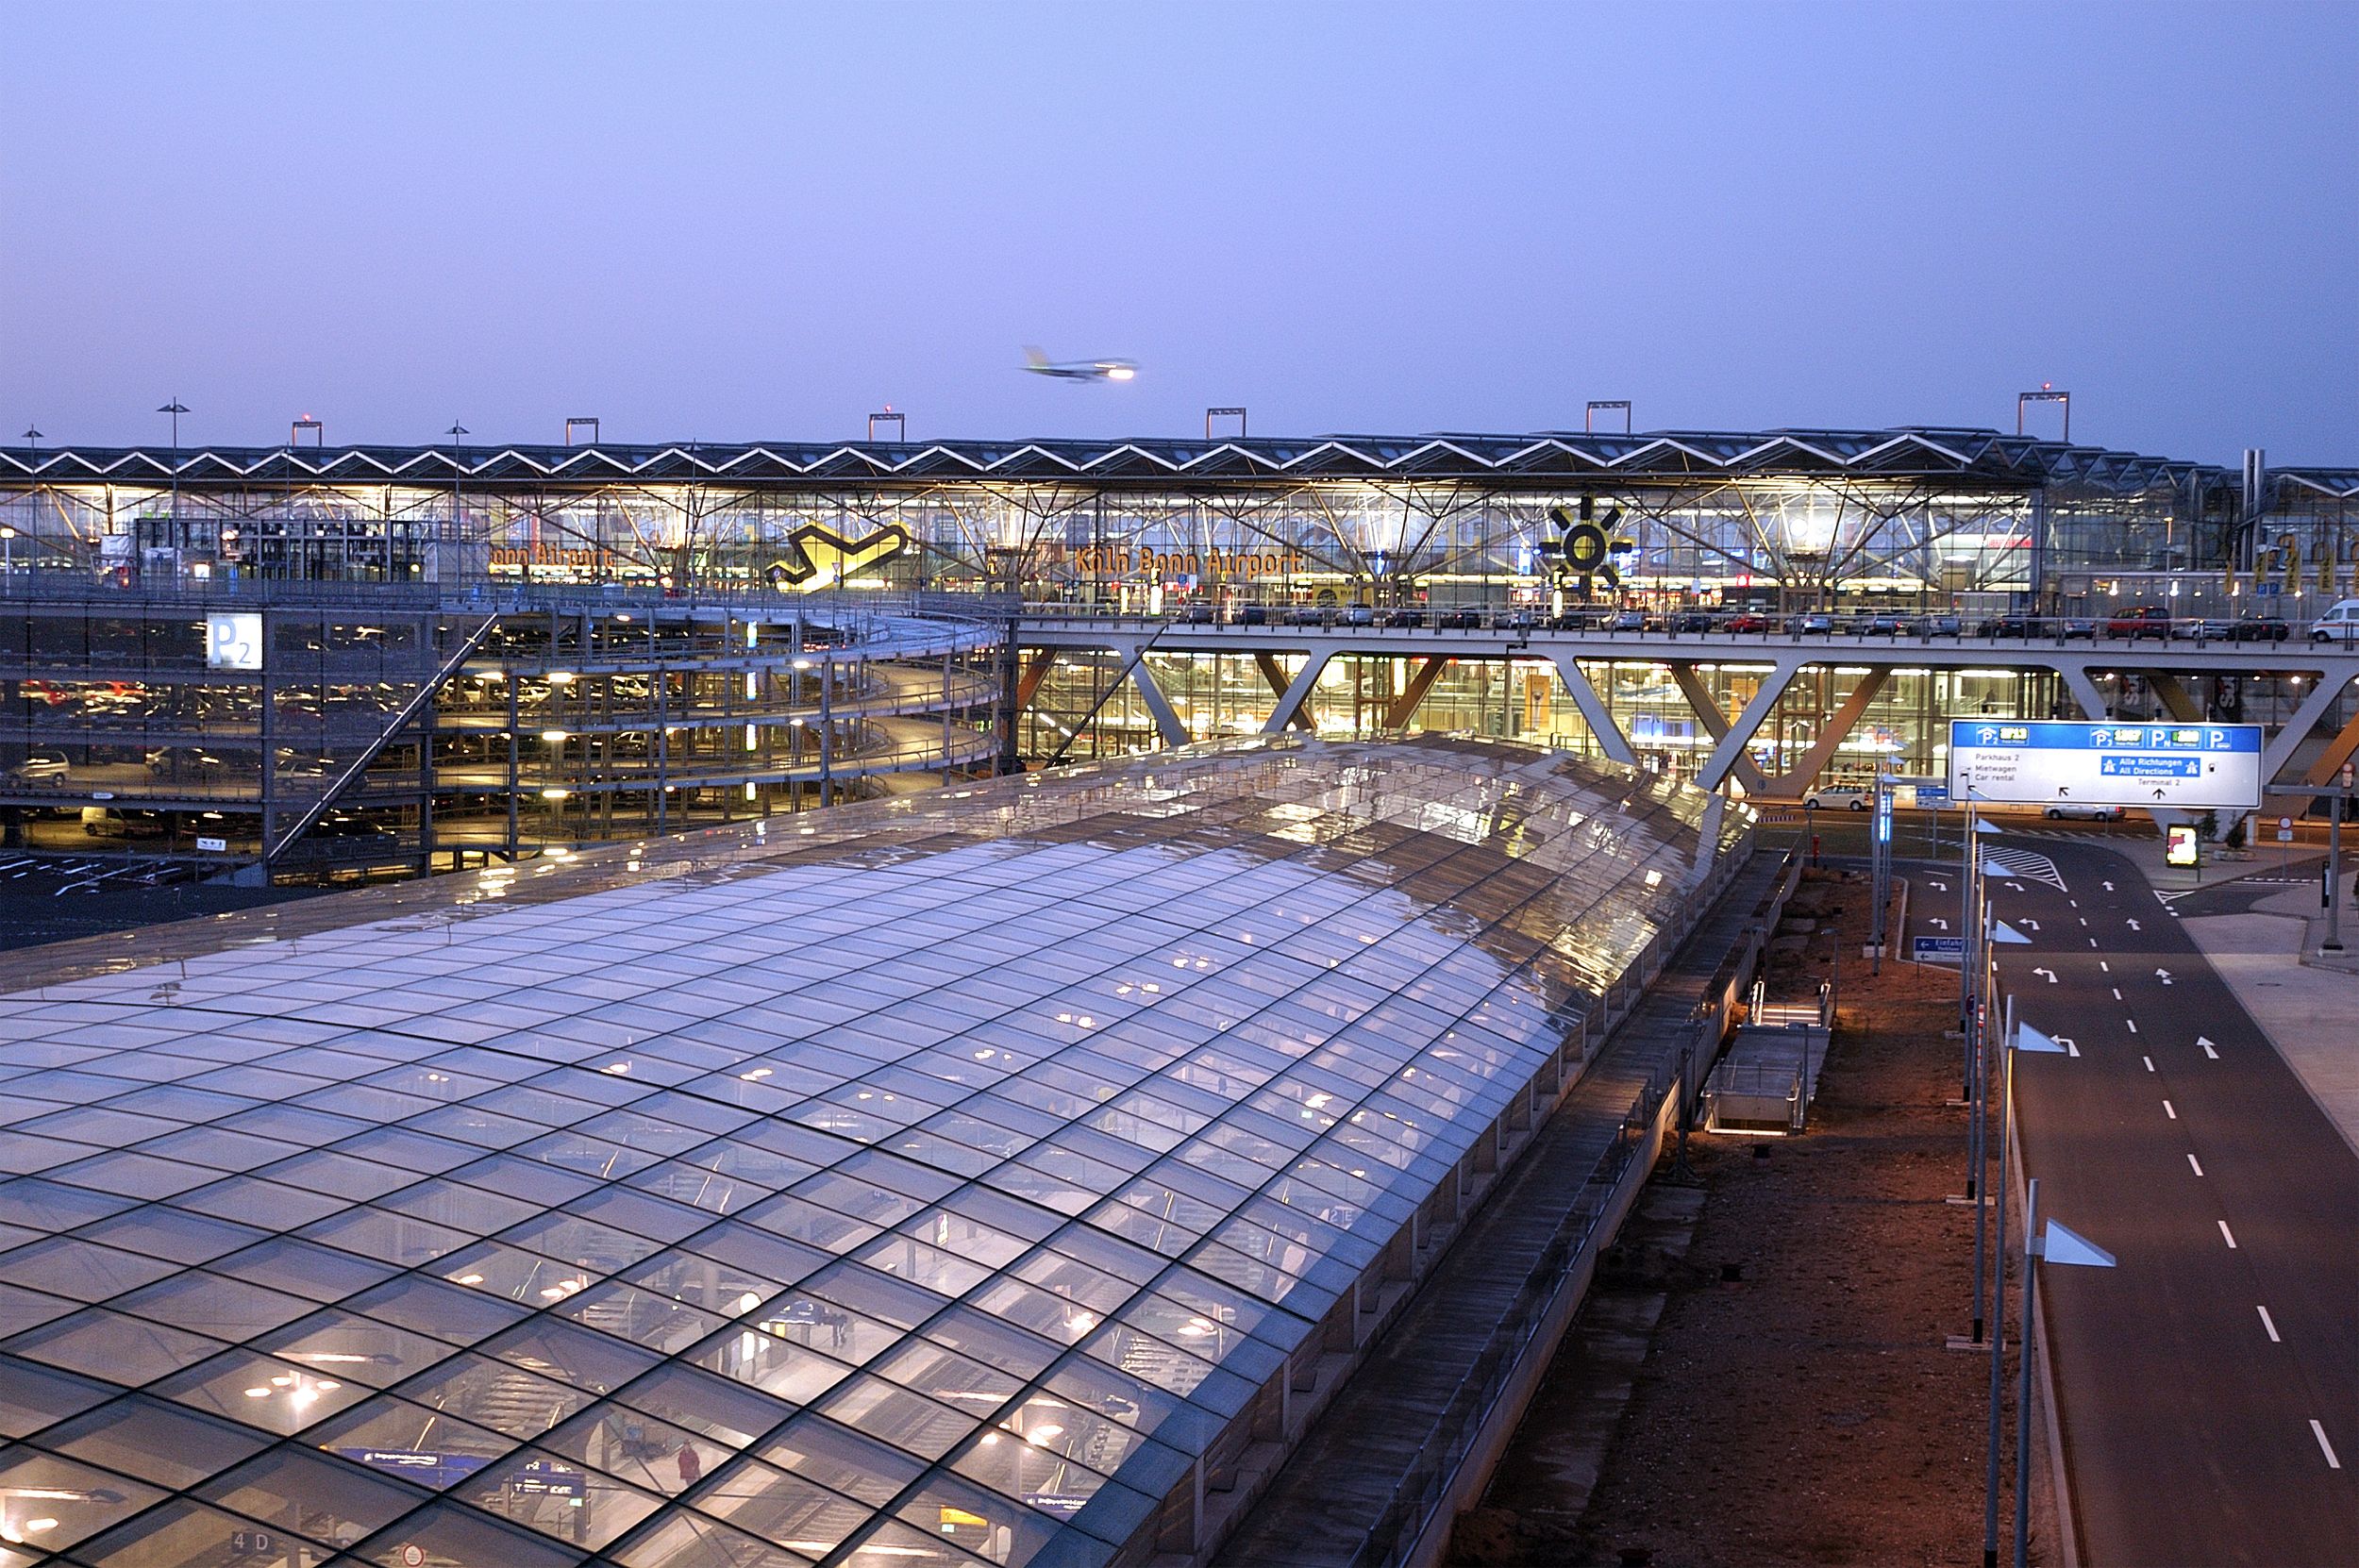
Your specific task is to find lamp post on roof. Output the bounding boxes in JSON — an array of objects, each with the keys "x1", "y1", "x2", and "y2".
[{"x1": 158, "y1": 399, "x2": 189, "y2": 536}]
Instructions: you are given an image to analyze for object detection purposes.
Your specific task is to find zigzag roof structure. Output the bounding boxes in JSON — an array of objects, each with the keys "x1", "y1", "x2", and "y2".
[{"x1": 0, "y1": 427, "x2": 2244, "y2": 493}]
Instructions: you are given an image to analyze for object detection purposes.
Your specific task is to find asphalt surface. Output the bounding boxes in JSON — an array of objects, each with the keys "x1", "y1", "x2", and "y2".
[{"x1": 1905, "y1": 837, "x2": 2359, "y2": 1566}]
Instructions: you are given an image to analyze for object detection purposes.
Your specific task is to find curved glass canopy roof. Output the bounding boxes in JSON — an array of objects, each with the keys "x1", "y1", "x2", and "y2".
[{"x1": 0, "y1": 735, "x2": 1738, "y2": 1568}]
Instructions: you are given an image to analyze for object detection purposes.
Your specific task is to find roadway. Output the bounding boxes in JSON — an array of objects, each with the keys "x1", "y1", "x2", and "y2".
[{"x1": 1904, "y1": 835, "x2": 2359, "y2": 1565}]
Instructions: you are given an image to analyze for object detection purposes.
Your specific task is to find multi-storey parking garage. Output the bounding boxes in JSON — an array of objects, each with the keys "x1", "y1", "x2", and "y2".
[{"x1": 0, "y1": 429, "x2": 2353, "y2": 873}]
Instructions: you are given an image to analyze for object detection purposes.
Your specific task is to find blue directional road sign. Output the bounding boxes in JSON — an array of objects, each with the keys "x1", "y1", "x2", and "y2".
[
  {"x1": 1948, "y1": 720, "x2": 2262, "y2": 810},
  {"x1": 1912, "y1": 935, "x2": 1966, "y2": 964}
]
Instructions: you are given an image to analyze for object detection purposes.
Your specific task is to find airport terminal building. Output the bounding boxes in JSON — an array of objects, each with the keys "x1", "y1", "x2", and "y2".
[{"x1": 1, "y1": 427, "x2": 2354, "y2": 876}]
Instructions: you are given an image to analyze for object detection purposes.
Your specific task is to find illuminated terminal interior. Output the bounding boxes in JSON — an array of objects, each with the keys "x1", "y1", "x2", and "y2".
[
  {"x1": 1, "y1": 429, "x2": 2353, "y2": 873},
  {"x1": 0, "y1": 734, "x2": 1745, "y2": 1568}
]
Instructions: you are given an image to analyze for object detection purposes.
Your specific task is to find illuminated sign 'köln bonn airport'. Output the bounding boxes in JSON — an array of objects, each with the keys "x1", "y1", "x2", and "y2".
[{"x1": 1949, "y1": 720, "x2": 2265, "y2": 810}]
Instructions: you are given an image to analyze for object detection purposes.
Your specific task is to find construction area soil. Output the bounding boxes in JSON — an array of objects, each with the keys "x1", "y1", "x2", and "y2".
[{"x1": 1449, "y1": 866, "x2": 2045, "y2": 1567}]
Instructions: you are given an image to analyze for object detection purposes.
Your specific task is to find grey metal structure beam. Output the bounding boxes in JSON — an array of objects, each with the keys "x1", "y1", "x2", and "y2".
[
  {"x1": 1260, "y1": 651, "x2": 1330, "y2": 735},
  {"x1": 1549, "y1": 654, "x2": 1637, "y2": 765},
  {"x1": 1129, "y1": 654, "x2": 1193, "y2": 748}
]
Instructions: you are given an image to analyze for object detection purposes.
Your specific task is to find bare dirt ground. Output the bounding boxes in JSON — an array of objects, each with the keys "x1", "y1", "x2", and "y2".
[{"x1": 1451, "y1": 868, "x2": 2039, "y2": 1567}]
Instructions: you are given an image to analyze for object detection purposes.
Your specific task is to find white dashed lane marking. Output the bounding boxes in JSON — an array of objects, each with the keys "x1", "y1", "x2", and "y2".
[
  {"x1": 2219, "y1": 1220, "x2": 2238, "y2": 1249},
  {"x1": 2188, "y1": 1155, "x2": 2204, "y2": 1176},
  {"x1": 2165, "y1": 1100, "x2": 2178, "y2": 1119},
  {"x1": 2259, "y1": 1305, "x2": 2281, "y2": 1343},
  {"x1": 2142, "y1": 1056, "x2": 2154, "y2": 1073},
  {"x1": 2126, "y1": 1019, "x2": 2138, "y2": 1034},
  {"x1": 2314, "y1": 1421, "x2": 2342, "y2": 1470}
]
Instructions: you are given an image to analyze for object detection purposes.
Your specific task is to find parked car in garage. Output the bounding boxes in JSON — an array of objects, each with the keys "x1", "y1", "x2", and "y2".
[
  {"x1": 2311, "y1": 598, "x2": 2359, "y2": 643},
  {"x1": 2232, "y1": 611, "x2": 2290, "y2": 642},
  {"x1": 2103, "y1": 605, "x2": 2171, "y2": 640}
]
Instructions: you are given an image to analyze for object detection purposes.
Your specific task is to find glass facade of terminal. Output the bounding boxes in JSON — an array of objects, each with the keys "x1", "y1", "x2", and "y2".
[
  {"x1": 0, "y1": 736, "x2": 1743, "y2": 1568},
  {"x1": 5, "y1": 430, "x2": 2333, "y2": 612}
]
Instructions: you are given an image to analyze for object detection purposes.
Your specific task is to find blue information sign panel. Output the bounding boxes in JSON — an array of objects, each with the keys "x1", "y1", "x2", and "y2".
[
  {"x1": 1911, "y1": 936, "x2": 1966, "y2": 965},
  {"x1": 1948, "y1": 721, "x2": 2262, "y2": 809}
]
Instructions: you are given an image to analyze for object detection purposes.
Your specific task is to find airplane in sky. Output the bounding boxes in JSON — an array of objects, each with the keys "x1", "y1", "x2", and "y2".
[{"x1": 1023, "y1": 347, "x2": 1138, "y2": 382}]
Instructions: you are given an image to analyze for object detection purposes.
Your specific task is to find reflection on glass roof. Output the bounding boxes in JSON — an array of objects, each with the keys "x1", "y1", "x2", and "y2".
[{"x1": 0, "y1": 735, "x2": 1739, "y2": 1567}]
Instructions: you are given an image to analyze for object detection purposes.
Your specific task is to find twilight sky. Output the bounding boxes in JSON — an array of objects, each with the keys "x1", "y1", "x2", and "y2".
[{"x1": 3, "y1": 1, "x2": 2352, "y2": 463}]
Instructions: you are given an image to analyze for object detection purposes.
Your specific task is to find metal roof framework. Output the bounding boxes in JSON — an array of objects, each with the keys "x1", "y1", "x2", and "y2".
[{"x1": 0, "y1": 428, "x2": 2221, "y2": 495}]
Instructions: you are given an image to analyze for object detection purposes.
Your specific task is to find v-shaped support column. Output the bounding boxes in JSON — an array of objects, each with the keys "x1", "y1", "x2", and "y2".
[
  {"x1": 1549, "y1": 655, "x2": 1636, "y2": 765},
  {"x1": 2300, "y1": 679, "x2": 2359, "y2": 785},
  {"x1": 1763, "y1": 669, "x2": 1890, "y2": 794},
  {"x1": 2266, "y1": 671, "x2": 2357, "y2": 783},
  {"x1": 1383, "y1": 657, "x2": 1448, "y2": 730},
  {"x1": 1257, "y1": 652, "x2": 1328, "y2": 734},
  {"x1": 1670, "y1": 659, "x2": 1800, "y2": 793},
  {"x1": 1129, "y1": 656, "x2": 1192, "y2": 748}
]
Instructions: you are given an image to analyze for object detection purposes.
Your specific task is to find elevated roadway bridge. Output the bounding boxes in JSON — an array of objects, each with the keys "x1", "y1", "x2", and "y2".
[{"x1": 1011, "y1": 614, "x2": 2359, "y2": 815}]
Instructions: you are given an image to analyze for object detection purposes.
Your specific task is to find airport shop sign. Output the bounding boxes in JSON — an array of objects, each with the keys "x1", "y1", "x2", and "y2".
[{"x1": 1948, "y1": 721, "x2": 2263, "y2": 810}]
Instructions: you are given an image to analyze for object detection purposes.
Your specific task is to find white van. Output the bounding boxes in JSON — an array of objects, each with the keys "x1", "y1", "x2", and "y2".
[{"x1": 2311, "y1": 599, "x2": 2359, "y2": 643}]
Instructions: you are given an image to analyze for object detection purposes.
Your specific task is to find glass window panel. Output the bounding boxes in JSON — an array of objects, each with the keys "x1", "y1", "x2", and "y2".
[
  {"x1": 688, "y1": 1319, "x2": 856, "y2": 1406},
  {"x1": 446, "y1": 1150, "x2": 603, "y2": 1207},
  {"x1": 382, "y1": 1353, "x2": 594, "y2": 1442},
  {"x1": 890, "y1": 1473, "x2": 1063, "y2": 1567},
  {"x1": 42, "y1": 1394, "x2": 270, "y2": 1489},
  {"x1": 610, "y1": 1361, "x2": 790, "y2": 1452},
  {"x1": 850, "y1": 1232, "x2": 992, "y2": 1296},
  {"x1": 0, "y1": 1450, "x2": 167, "y2": 1553},
  {"x1": 340, "y1": 1274, "x2": 532, "y2": 1347},
  {"x1": 198, "y1": 1444, "x2": 427, "y2": 1546},
  {"x1": 754, "y1": 1413, "x2": 923, "y2": 1507},
  {"x1": 207, "y1": 1236, "x2": 400, "y2": 1303},
  {"x1": 110, "y1": 1270, "x2": 316, "y2": 1343},
  {"x1": 692, "y1": 1454, "x2": 873, "y2": 1559},
  {"x1": 155, "y1": 1347, "x2": 374, "y2": 1435},
  {"x1": 70, "y1": 1205, "x2": 267, "y2": 1266},
  {"x1": 310, "y1": 1393, "x2": 521, "y2": 1487},
  {"x1": 376, "y1": 1178, "x2": 543, "y2": 1234},
  {"x1": 349, "y1": 1496, "x2": 587, "y2": 1568},
  {"x1": 293, "y1": 1205, "x2": 470, "y2": 1271},
  {"x1": 0, "y1": 1238, "x2": 180, "y2": 1301},
  {"x1": 732, "y1": 1287, "x2": 899, "y2": 1369},
  {"x1": 736, "y1": 1193, "x2": 878, "y2": 1255},
  {"x1": 553, "y1": 1279, "x2": 728, "y2": 1358},
  {"x1": 171, "y1": 1175, "x2": 349, "y2": 1230},
  {"x1": 253, "y1": 1309, "x2": 466, "y2": 1390},
  {"x1": 453, "y1": 1443, "x2": 661, "y2": 1549},
  {"x1": 610, "y1": 1508, "x2": 814, "y2": 1568},
  {"x1": 9, "y1": 1307, "x2": 224, "y2": 1384},
  {"x1": 811, "y1": 1375, "x2": 976, "y2": 1461},
  {"x1": 832, "y1": 1515, "x2": 995, "y2": 1568}
]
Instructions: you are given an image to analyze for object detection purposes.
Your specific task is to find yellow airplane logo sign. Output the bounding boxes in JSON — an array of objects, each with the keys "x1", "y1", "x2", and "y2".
[{"x1": 765, "y1": 523, "x2": 911, "y2": 591}]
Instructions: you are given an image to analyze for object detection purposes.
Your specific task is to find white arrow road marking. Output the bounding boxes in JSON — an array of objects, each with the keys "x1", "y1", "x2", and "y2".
[
  {"x1": 2258, "y1": 1305, "x2": 2280, "y2": 1343},
  {"x1": 2008, "y1": 880, "x2": 2026, "y2": 892},
  {"x1": 2127, "y1": 918, "x2": 2142, "y2": 931},
  {"x1": 1930, "y1": 879, "x2": 1949, "y2": 892},
  {"x1": 2313, "y1": 1421, "x2": 2341, "y2": 1470},
  {"x1": 2188, "y1": 1154, "x2": 2204, "y2": 1176},
  {"x1": 2103, "y1": 879, "x2": 2116, "y2": 891},
  {"x1": 2034, "y1": 967, "x2": 2059, "y2": 983},
  {"x1": 2058, "y1": 1036, "x2": 2080, "y2": 1057},
  {"x1": 2200, "y1": 1037, "x2": 2219, "y2": 1059},
  {"x1": 2220, "y1": 1220, "x2": 2238, "y2": 1248},
  {"x1": 2142, "y1": 1056, "x2": 2154, "y2": 1073},
  {"x1": 2155, "y1": 968, "x2": 2173, "y2": 985},
  {"x1": 2165, "y1": 1100, "x2": 2178, "y2": 1119},
  {"x1": 1931, "y1": 917, "x2": 1949, "y2": 930},
  {"x1": 2020, "y1": 918, "x2": 2041, "y2": 931}
]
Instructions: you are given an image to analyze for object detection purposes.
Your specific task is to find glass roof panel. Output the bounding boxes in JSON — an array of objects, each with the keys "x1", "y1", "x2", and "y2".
[{"x1": 0, "y1": 737, "x2": 1732, "y2": 1568}]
